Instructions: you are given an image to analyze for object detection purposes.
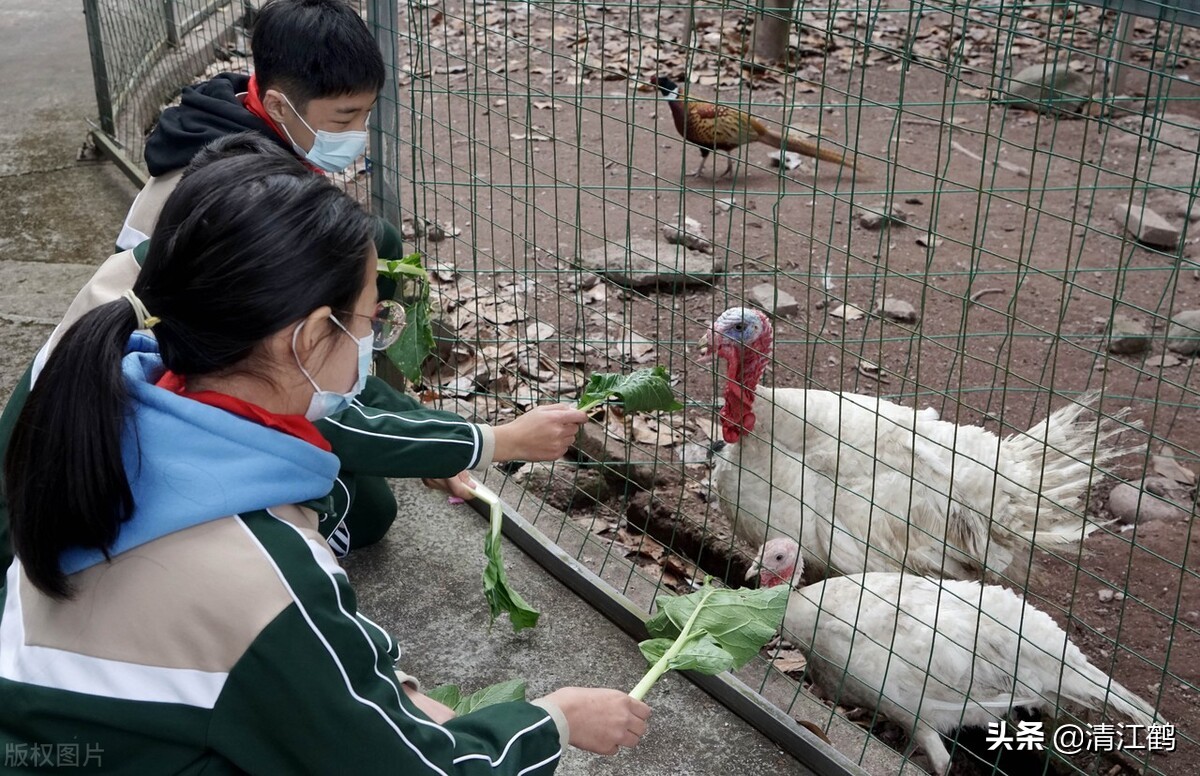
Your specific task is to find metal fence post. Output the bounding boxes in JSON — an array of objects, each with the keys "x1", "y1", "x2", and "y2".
[
  {"x1": 81, "y1": 0, "x2": 115, "y2": 136},
  {"x1": 367, "y1": 0, "x2": 401, "y2": 228},
  {"x1": 164, "y1": 0, "x2": 180, "y2": 46}
]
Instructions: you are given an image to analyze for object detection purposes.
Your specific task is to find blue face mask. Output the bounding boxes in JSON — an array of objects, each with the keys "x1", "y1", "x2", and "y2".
[
  {"x1": 276, "y1": 92, "x2": 369, "y2": 173},
  {"x1": 292, "y1": 315, "x2": 373, "y2": 421}
]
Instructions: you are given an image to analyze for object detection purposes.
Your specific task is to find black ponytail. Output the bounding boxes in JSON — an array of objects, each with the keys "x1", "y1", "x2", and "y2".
[
  {"x1": 4, "y1": 149, "x2": 374, "y2": 598},
  {"x1": 5, "y1": 301, "x2": 139, "y2": 597}
]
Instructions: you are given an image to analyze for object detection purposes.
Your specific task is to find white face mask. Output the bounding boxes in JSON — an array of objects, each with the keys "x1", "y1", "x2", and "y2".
[
  {"x1": 292, "y1": 315, "x2": 372, "y2": 421},
  {"x1": 275, "y1": 91, "x2": 368, "y2": 173}
]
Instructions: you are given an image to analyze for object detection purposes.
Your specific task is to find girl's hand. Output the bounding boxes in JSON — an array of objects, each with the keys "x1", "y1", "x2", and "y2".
[
  {"x1": 421, "y1": 471, "x2": 477, "y2": 501},
  {"x1": 403, "y1": 684, "x2": 457, "y2": 724},
  {"x1": 492, "y1": 404, "x2": 588, "y2": 462},
  {"x1": 538, "y1": 687, "x2": 651, "y2": 755}
]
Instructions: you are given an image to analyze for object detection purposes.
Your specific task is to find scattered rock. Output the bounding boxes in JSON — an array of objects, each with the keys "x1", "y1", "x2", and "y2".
[
  {"x1": 857, "y1": 205, "x2": 911, "y2": 231},
  {"x1": 1145, "y1": 353, "x2": 1183, "y2": 368},
  {"x1": 569, "y1": 271, "x2": 602, "y2": 291},
  {"x1": 748, "y1": 283, "x2": 800, "y2": 318},
  {"x1": 1113, "y1": 203, "x2": 1181, "y2": 250},
  {"x1": 875, "y1": 297, "x2": 920, "y2": 324},
  {"x1": 1006, "y1": 63, "x2": 1091, "y2": 114},
  {"x1": 1098, "y1": 588, "x2": 1115, "y2": 603},
  {"x1": 767, "y1": 150, "x2": 803, "y2": 170},
  {"x1": 1167, "y1": 310, "x2": 1200, "y2": 354},
  {"x1": 1185, "y1": 611, "x2": 1200, "y2": 624},
  {"x1": 1142, "y1": 475, "x2": 1191, "y2": 501},
  {"x1": 574, "y1": 238, "x2": 720, "y2": 291},
  {"x1": 661, "y1": 217, "x2": 712, "y2": 253},
  {"x1": 1153, "y1": 454, "x2": 1197, "y2": 487},
  {"x1": 830, "y1": 303, "x2": 865, "y2": 321},
  {"x1": 1107, "y1": 477, "x2": 1193, "y2": 524},
  {"x1": 1107, "y1": 313, "x2": 1151, "y2": 355}
]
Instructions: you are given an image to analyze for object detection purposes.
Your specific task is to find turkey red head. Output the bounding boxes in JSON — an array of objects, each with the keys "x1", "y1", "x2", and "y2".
[
  {"x1": 699, "y1": 306, "x2": 773, "y2": 444},
  {"x1": 749, "y1": 537, "x2": 803, "y2": 588}
]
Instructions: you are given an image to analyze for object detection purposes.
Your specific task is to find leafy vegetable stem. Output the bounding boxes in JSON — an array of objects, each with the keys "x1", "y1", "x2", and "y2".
[
  {"x1": 575, "y1": 397, "x2": 607, "y2": 413},
  {"x1": 629, "y1": 585, "x2": 717, "y2": 701},
  {"x1": 466, "y1": 482, "x2": 540, "y2": 632},
  {"x1": 377, "y1": 258, "x2": 429, "y2": 281},
  {"x1": 467, "y1": 482, "x2": 503, "y2": 555}
]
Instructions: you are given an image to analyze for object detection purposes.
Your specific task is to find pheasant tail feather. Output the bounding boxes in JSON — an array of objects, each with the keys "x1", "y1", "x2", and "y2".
[{"x1": 756, "y1": 126, "x2": 855, "y2": 168}]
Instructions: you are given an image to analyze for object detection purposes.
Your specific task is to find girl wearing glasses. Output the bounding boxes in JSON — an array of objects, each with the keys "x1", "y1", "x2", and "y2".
[
  {"x1": 0, "y1": 133, "x2": 588, "y2": 572},
  {"x1": 1, "y1": 152, "x2": 648, "y2": 773}
]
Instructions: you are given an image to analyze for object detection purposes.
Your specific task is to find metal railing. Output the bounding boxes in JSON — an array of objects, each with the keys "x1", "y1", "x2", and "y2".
[{"x1": 82, "y1": 0, "x2": 253, "y2": 183}]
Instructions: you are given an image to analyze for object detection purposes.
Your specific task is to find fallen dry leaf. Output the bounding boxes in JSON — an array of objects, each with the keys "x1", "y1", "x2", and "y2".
[
  {"x1": 856, "y1": 359, "x2": 890, "y2": 384},
  {"x1": 1153, "y1": 454, "x2": 1197, "y2": 487},
  {"x1": 527, "y1": 321, "x2": 556, "y2": 341},
  {"x1": 631, "y1": 416, "x2": 684, "y2": 447},
  {"x1": 770, "y1": 649, "x2": 809, "y2": 675}
]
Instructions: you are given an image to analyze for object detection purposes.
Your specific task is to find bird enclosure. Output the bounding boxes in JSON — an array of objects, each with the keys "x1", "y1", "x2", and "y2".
[
  {"x1": 82, "y1": 0, "x2": 1200, "y2": 772},
  {"x1": 365, "y1": 0, "x2": 1199, "y2": 772}
]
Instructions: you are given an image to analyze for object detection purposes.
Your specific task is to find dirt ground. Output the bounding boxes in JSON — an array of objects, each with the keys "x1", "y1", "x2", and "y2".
[{"x1": 369, "y1": 0, "x2": 1200, "y2": 772}]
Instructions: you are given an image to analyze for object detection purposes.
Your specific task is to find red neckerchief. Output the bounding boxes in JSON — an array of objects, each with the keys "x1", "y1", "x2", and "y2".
[
  {"x1": 156, "y1": 370, "x2": 332, "y2": 452},
  {"x1": 242, "y1": 74, "x2": 324, "y2": 176}
]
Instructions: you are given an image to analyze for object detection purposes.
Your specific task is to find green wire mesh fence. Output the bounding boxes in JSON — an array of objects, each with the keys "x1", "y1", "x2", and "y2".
[
  {"x1": 82, "y1": 0, "x2": 255, "y2": 181},
  {"x1": 80, "y1": 0, "x2": 1199, "y2": 772},
  {"x1": 364, "y1": 0, "x2": 1197, "y2": 773}
]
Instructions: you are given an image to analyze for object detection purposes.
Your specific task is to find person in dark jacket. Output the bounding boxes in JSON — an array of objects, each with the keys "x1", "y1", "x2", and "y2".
[{"x1": 118, "y1": 0, "x2": 390, "y2": 251}]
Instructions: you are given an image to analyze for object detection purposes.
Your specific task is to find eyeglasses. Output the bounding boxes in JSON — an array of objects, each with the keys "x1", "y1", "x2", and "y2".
[{"x1": 341, "y1": 299, "x2": 406, "y2": 351}]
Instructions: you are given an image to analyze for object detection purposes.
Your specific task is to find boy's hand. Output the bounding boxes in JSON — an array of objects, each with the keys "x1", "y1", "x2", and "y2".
[{"x1": 493, "y1": 404, "x2": 588, "y2": 462}]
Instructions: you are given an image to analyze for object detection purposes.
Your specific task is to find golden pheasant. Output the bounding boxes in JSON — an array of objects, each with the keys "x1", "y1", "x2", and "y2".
[{"x1": 650, "y1": 75, "x2": 854, "y2": 178}]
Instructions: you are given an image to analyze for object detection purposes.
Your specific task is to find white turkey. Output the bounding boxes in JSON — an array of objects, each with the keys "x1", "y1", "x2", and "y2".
[
  {"x1": 700, "y1": 306, "x2": 1139, "y2": 582},
  {"x1": 753, "y1": 537, "x2": 1167, "y2": 776}
]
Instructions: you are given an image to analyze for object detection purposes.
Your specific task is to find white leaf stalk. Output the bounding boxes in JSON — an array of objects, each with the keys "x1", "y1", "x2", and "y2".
[{"x1": 629, "y1": 585, "x2": 716, "y2": 701}]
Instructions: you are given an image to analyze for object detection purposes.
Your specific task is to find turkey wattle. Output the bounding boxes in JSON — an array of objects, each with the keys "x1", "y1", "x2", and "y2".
[
  {"x1": 754, "y1": 538, "x2": 1166, "y2": 776},
  {"x1": 701, "y1": 306, "x2": 1139, "y2": 582}
]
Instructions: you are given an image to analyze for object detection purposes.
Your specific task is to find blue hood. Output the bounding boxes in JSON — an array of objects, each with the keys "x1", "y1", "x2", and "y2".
[{"x1": 61, "y1": 334, "x2": 341, "y2": 575}]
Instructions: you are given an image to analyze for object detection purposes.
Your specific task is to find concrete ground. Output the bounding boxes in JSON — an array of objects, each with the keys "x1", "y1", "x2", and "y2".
[
  {"x1": 347, "y1": 480, "x2": 807, "y2": 775},
  {"x1": 0, "y1": 1, "x2": 811, "y2": 773},
  {"x1": 0, "y1": 0, "x2": 139, "y2": 399}
]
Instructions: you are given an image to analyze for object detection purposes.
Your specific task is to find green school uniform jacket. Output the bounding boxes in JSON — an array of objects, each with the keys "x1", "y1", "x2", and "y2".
[
  {"x1": 0, "y1": 508, "x2": 566, "y2": 775},
  {"x1": 0, "y1": 336, "x2": 565, "y2": 772},
  {"x1": 0, "y1": 241, "x2": 494, "y2": 575}
]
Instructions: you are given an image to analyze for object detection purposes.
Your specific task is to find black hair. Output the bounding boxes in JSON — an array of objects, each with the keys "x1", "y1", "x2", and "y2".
[
  {"x1": 252, "y1": 0, "x2": 385, "y2": 108},
  {"x1": 182, "y1": 132, "x2": 293, "y2": 177},
  {"x1": 4, "y1": 153, "x2": 374, "y2": 598}
]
